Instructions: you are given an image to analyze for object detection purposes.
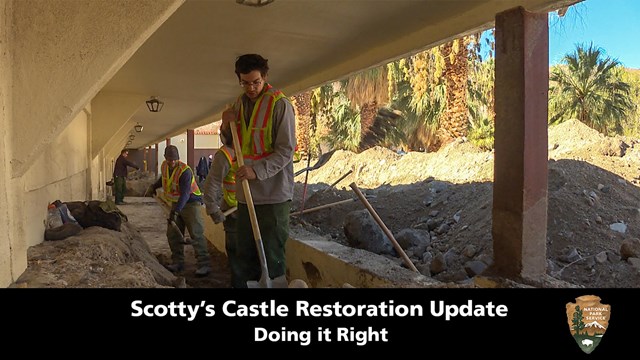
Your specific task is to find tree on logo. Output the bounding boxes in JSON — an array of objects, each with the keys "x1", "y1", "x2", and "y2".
[{"x1": 572, "y1": 305, "x2": 585, "y2": 335}]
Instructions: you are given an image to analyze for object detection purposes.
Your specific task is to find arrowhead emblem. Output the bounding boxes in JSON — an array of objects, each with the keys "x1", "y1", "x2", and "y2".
[{"x1": 566, "y1": 295, "x2": 610, "y2": 354}]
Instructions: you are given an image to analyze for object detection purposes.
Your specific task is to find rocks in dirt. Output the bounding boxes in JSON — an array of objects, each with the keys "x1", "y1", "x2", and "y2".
[
  {"x1": 628, "y1": 258, "x2": 640, "y2": 272},
  {"x1": 558, "y1": 247, "x2": 581, "y2": 263},
  {"x1": 609, "y1": 222, "x2": 627, "y2": 234},
  {"x1": 597, "y1": 137, "x2": 629, "y2": 157},
  {"x1": 395, "y1": 229, "x2": 430, "y2": 251},
  {"x1": 464, "y1": 260, "x2": 487, "y2": 277},
  {"x1": 595, "y1": 251, "x2": 609, "y2": 264},
  {"x1": 343, "y1": 210, "x2": 395, "y2": 256},
  {"x1": 620, "y1": 238, "x2": 640, "y2": 260}
]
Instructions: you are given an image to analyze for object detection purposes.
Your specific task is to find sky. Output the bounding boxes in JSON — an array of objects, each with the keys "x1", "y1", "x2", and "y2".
[{"x1": 549, "y1": 0, "x2": 640, "y2": 69}]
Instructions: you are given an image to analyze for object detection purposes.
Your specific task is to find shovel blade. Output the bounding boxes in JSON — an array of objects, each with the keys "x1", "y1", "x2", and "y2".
[{"x1": 247, "y1": 275, "x2": 288, "y2": 288}]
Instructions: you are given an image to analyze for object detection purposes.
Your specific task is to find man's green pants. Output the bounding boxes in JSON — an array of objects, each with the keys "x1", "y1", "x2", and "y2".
[
  {"x1": 114, "y1": 176, "x2": 126, "y2": 204},
  {"x1": 235, "y1": 201, "x2": 290, "y2": 288},
  {"x1": 166, "y1": 202, "x2": 210, "y2": 267}
]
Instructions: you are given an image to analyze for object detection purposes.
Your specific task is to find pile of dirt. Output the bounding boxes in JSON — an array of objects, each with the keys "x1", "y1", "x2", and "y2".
[
  {"x1": 293, "y1": 119, "x2": 640, "y2": 288},
  {"x1": 12, "y1": 223, "x2": 178, "y2": 288}
]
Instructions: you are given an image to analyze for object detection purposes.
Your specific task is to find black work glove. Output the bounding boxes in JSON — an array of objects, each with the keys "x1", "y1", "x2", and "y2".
[
  {"x1": 210, "y1": 209, "x2": 226, "y2": 224},
  {"x1": 169, "y1": 210, "x2": 178, "y2": 224}
]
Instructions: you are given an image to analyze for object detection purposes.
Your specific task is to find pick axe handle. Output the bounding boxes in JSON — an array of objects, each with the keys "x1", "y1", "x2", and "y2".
[{"x1": 229, "y1": 120, "x2": 270, "y2": 280}]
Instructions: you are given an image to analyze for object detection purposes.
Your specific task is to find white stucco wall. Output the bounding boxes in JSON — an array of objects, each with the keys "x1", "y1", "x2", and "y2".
[
  {"x1": 0, "y1": 0, "x2": 184, "y2": 287},
  {"x1": 0, "y1": 0, "x2": 13, "y2": 287},
  {"x1": 194, "y1": 134, "x2": 217, "y2": 149},
  {"x1": 22, "y1": 110, "x2": 90, "y2": 248},
  {"x1": 10, "y1": 0, "x2": 184, "y2": 178}
]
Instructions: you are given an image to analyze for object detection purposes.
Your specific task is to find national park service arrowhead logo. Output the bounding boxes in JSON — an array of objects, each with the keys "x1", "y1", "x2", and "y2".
[{"x1": 566, "y1": 295, "x2": 610, "y2": 354}]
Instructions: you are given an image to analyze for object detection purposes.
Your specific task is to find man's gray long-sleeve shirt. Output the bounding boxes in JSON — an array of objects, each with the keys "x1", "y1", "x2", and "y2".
[{"x1": 222, "y1": 90, "x2": 296, "y2": 205}]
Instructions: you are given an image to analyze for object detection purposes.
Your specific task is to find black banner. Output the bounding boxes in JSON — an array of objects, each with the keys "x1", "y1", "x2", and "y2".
[{"x1": 3, "y1": 288, "x2": 636, "y2": 356}]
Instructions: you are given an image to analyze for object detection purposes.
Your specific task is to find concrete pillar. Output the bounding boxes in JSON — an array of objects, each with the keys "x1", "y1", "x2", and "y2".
[
  {"x1": 154, "y1": 143, "x2": 159, "y2": 176},
  {"x1": 492, "y1": 6, "x2": 548, "y2": 279},
  {"x1": 187, "y1": 129, "x2": 195, "y2": 170}
]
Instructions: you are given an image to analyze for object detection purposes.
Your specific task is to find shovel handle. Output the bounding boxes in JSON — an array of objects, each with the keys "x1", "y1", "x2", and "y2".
[{"x1": 229, "y1": 121, "x2": 271, "y2": 279}]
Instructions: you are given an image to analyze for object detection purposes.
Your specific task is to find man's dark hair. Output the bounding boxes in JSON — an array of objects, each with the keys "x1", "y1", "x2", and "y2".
[
  {"x1": 235, "y1": 54, "x2": 269, "y2": 79},
  {"x1": 121, "y1": 149, "x2": 129, "y2": 155}
]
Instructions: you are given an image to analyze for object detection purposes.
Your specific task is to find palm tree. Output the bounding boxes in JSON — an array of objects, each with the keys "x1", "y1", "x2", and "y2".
[
  {"x1": 342, "y1": 66, "x2": 389, "y2": 150},
  {"x1": 291, "y1": 91, "x2": 312, "y2": 157},
  {"x1": 438, "y1": 37, "x2": 471, "y2": 146},
  {"x1": 386, "y1": 51, "x2": 446, "y2": 151},
  {"x1": 467, "y1": 31, "x2": 496, "y2": 150},
  {"x1": 549, "y1": 43, "x2": 633, "y2": 135}
]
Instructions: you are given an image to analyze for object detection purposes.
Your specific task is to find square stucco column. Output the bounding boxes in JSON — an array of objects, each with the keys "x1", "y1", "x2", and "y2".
[{"x1": 492, "y1": 7, "x2": 548, "y2": 279}]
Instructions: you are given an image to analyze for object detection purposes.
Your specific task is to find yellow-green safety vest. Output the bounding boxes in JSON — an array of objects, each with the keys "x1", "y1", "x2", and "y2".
[
  {"x1": 235, "y1": 83, "x2": 287, "y2": 160},
  {"x1": 219, "y1": 146, "x2": 237, "y2": 208},
  {"x1": 161, "y1": 161, "x2": 201, "y2": 203}
]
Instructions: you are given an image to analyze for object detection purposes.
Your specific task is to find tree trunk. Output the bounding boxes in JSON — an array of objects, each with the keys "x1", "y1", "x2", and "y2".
[
  {"x1": 292, "y1": 91, "x2": 312, "y2": 157},
  {"x1": 438, "y1": 38, "x2": 469, "y2": 146}
]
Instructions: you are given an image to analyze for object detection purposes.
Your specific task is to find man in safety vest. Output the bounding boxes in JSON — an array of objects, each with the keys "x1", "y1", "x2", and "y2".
[
  {"x1": 220, "y1": 53, "x2": 296, "y2": 288},
  {"x1": 150, "y1": 145, "x2": 212, "y2": 277},
  {"x1": 202, "y1": 133, "x2": 242, "y2": 287}
]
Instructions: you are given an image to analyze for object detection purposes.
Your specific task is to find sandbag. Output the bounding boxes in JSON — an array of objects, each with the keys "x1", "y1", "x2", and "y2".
[
  {"x1": 65, "y1": 201, "x2": 123, "y2": 231},
  {"x1": 44, "y1": 223, "x2": 83, "y2": 241}
]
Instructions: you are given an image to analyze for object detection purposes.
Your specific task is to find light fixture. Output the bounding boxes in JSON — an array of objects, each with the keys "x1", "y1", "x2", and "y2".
[
  {"x1": 146, "y1": 96, "x2": 164, "y2": 112},
  {"x1": 134, "y1": 123, "x2": 144, "y2": 132},
  {"x1": 236, "y1": 0, "x2": 274, "y2": 7},
  {"x1": 127, "y1": 140, "x2": 132, "y2": 145},
  {"x1": 129, "y1": 134, "x2": 135, "y2": 141}
]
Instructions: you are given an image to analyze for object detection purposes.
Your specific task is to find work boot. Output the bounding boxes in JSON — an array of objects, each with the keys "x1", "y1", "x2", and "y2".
[
  {"x1": 195, "y1": 265, "x2": 211, "y2": 277},
  {"x1": 165, "y1": 263, "x2": 184, "y2": 273}
]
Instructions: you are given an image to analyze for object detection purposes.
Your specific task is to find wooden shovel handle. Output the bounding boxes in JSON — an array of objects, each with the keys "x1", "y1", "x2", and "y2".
[{"x1": 229, "y1": 121, "x2": 270, "y2": 275}]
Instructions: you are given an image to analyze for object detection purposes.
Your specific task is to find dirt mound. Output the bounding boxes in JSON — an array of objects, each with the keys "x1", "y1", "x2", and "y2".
[
  {"x1": 12, "y1": 223, "x2": 177, "y2": 288},
  {"x1": 294, "y1": 121, "x2": 640, "y2": 288}
]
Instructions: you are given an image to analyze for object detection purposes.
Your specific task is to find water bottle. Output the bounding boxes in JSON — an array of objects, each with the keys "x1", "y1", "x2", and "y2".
[
  {"x1": 57, "y1": 203, "x2": 78, "y2": 225},
  {"x1": 46, "y1": 204, "x2": 63, "y2": 229}
]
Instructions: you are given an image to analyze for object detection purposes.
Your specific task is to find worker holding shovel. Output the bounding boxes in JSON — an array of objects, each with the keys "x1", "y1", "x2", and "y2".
[
  {"x1": 220, "y1": 54, "x2": 296, "y2": 288},
  {"x1": 202, "y1": 132, "x2": 242, "y2": 287},
  {"x1": 150, "y1": 145, "x2": 212, "y2": 277}
]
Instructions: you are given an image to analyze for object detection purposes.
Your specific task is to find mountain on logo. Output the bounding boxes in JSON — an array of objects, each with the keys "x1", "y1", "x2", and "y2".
[{"x1": 584, "y1": 321, "x2": 605, "y2": 330}]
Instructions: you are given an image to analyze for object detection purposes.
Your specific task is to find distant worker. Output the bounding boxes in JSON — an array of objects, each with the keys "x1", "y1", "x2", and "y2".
[
  {"x1": 150, "y1": 145, "x2": 212, "y2": 277},
  {"x1": 196, "y1": 155, "x2": 209, "y2": 184},
  {"x1": 202, "y1": 133, "x2": 241, "y2": 287},
  {"x1": 220, "y1": 53, "x2": 296, "y2": 287},
  {"x1": 113, "y1": 149, "x2": 139, "y2": 205}
]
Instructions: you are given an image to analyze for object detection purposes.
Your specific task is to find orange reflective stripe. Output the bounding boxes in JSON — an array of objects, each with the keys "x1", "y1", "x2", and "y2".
[{"x1": 161, "y1": 161, "x2": 201, "y2": 202}]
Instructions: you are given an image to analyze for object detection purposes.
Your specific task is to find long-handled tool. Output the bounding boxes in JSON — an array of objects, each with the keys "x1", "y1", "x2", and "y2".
[
  {"x1": 229, "y1": 120, "x2": 288, "y2": 288},
  {"x1": 350, "y1": 182, "x2": 419, "y2": 273},
  {"x1": 153, "y1": 195, "x2": 191, "y2": 245}
]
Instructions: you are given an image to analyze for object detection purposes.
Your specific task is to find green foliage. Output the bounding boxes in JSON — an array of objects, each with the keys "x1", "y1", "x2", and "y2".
[
  {"x1": 549, "y1": 43, "x2": 633, "y2": 135},
  {"x1": 468, "y1": 116, "x2": 494, "y2": 150},
  {"x1": 320, "y1": 92, "x2": 362, "y2": 152},
  {"x1": 385, "y1": 54, "x2": 446, "y2": 150},
  {"x1": 572, "y1": 305, "x2": 585, "y2": 335},
  {"x1": 619, "y1": 68, "x2": 640, "y2": 137},
  {"x1": 467, "y1": 57, "x2": 495, "y2": 150}
]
